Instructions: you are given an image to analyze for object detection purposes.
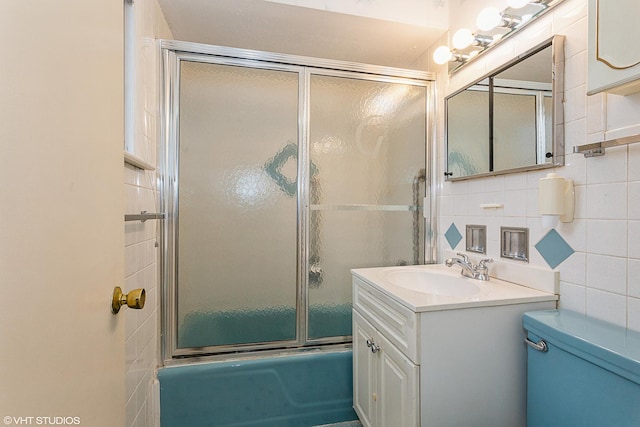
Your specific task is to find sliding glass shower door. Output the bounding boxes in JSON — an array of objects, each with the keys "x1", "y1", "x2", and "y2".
[
  {"x1": 162, "y1": 43, "x2": 433, "y2": 358},
  {"x1": 175, "y1": 60, "x2": 301, "y2": 350},
  {"x1": 307, "y1": 73, "x2": 428, "y2": 340}
]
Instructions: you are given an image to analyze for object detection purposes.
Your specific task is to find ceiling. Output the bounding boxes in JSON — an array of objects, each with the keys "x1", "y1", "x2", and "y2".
[{"x1": 156, "y1": 0, "x2": 449, "y2": 69}]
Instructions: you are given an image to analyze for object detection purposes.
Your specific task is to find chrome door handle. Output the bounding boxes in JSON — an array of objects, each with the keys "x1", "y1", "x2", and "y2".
[{"x1": 525, "y1": 337, "x2": 548, "y2": 352}]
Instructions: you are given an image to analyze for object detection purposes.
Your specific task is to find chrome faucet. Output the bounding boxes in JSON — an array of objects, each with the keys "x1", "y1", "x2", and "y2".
[{"x1": 445, "y1": 253, "x2": 493, "y2": 281}]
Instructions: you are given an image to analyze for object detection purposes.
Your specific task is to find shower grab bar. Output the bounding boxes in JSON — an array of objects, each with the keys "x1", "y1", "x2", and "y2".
[{"x1": 125, "y1": 211, "x2": 166, "y2": 222}]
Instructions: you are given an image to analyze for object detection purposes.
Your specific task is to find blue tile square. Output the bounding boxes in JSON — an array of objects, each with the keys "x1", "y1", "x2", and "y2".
[
  {"x1": 445, "y1": 223, "x2": 463, "y2": 249},
  {"x1": 535, "y1": 229, "x2": 574, "y2": 269}
]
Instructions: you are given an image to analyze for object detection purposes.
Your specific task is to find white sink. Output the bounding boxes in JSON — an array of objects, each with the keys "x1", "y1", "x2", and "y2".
[
  {"x1": 381, "y1": 268, "x2": 481, "y2": 297},
  {"x1": 352, "y1": 264, "x2": 558, "y2": 312}
]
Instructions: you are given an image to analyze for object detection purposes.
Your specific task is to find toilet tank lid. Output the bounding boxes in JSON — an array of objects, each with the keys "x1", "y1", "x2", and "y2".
[{"x1": 524, "y1": 309, "x2": 640, "y2": 384}]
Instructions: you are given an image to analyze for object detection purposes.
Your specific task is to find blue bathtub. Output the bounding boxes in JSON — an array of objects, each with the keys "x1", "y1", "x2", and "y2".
[{"x1": 158, "y1": 350, "x2": 358, "y2": 427}]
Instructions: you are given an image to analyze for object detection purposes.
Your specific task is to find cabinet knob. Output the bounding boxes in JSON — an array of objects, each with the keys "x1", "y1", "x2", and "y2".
[{"x1": 366, "y1": 338, "x2": 380, "y2": 353}]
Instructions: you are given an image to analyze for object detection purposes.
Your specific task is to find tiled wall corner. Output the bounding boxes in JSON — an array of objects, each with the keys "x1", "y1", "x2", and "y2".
[
  {"x1": 125, "y1": 1, "x2": 172, "y2": 427},
  {"x1": 124, "y1": 165, "x2": 159, "y2": 427},
  {"x1": 435, "y1": 0, "x2": 640, "y2": 332}
]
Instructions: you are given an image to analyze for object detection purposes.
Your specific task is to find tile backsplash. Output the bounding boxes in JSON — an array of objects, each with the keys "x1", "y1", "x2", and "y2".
[{"x1": 429, "y1": 0, "x2": 640, "y2": 332}]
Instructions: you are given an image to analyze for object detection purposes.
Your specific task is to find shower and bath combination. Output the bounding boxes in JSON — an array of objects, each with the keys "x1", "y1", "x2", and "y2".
[{"x1": 160, "y1": 40, "x2": 436, "y2": 360}]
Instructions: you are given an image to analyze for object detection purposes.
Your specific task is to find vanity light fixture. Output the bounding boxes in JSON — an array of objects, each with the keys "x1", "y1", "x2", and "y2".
[
  {"x1": 451, "y1": 28, "x2": 474, "y2": 50},
  {"x1": 477, "y1": 7, "x2": 523, "y2": 31},
  {"x1": 434, "y1": 37, "x2": 483, "y2": 65},
  {"x1": 433, "y1": 45, "x2": 453, "y2": 65},
  {"x1": 508, "y1": 0, "x2": 531, "y2": 8},
  {"x1": 433, "y1": 45, "x2": 470, "y2": 65},
  {"x1": 510, "y1": 0, "x2": 556, "y2": 8},
  {"x1": 538, "y1": 173, "x2": 574, "y2": 229},
  {"x1": 476, "y1": 7, "x2": 503, "y2": 31},
  {"x1": 452, "y1": 29, "x2": 493, "y2": 50},
  {"x1": 432, "y1": 0, "x2": 561, "y2": 71}
]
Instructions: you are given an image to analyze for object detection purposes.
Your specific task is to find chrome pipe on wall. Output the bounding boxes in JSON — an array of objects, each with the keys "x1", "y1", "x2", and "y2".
[{"x1": 412, "y1": 169, "x2": 426, "y2": 265}]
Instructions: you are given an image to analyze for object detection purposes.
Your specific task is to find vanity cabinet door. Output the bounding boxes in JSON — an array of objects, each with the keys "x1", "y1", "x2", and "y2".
[
  {"x1": 353, "y1": 310, "x2": 378, "y2": 427},
  {"x1": 353, "y1": 310, "x2": 419, "y2": 427},
  {"x1": 587, "y1": 0, "x2": 640, "y2": 95},
  {"x1": 377, "y1": 331, "x2": 419, "y2": 427}
]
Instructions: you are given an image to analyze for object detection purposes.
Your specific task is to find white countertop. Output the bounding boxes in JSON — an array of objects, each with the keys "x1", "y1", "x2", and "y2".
[{"x1": 352, "y1": 264, "x2": 558, "y2": 313}]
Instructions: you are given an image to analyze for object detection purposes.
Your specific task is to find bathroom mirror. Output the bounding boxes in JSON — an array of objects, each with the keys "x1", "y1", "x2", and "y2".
[{"x1": 445, "y1": 35, "x2": 565, "y2": 181}]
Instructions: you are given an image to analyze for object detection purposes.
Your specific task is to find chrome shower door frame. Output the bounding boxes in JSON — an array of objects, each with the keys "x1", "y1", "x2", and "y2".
[{"x1": 160, "y1": 40, "x2": 437, "y2": 362}]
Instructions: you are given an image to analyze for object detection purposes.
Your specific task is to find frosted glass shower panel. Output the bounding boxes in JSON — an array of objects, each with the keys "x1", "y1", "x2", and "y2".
[
  {"x1": 177, "y1": 61, "x2": 299, "y2": 348},
  {"x1": 308, "y1": 74, "x2": 427, "y2": 339}
]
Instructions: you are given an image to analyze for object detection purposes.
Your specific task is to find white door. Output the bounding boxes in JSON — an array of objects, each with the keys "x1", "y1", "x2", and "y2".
[{"x1": 0, "y1": 2, "x2": 126, "y2": 426}]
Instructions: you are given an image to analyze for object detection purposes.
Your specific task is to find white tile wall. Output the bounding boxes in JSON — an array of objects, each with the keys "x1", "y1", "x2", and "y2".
[
  {"x1": 124, "y1": 1, "x2": 172, "y2": 427},
  {"x1": 586, "y1": 219, "x2": 627, "y2": 257},
  {"x1": 629, "y1": 221, "x2": 640, "y2": 260},
  {"x1": 124, "y1": 166, "x2": 159, "y2": 427},
  {"x1": 431, "y1": 0, "x2": 640, "y2": 332},
  {"x1": 629, "y1": 297, "x2": 640, "y2": 330},
  {"x1": 629, "y1": 144, "x2": 640, "y2": 181}
]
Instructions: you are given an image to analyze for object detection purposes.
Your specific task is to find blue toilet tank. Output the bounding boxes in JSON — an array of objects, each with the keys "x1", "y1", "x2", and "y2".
[{"x1": 524, "y1": 310, "x2": 640, "y2": 427}]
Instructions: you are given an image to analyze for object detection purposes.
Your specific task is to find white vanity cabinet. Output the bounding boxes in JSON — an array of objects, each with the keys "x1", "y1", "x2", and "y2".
[
  {"x1": 352, "y1": 267, "x2": 558, "y2": 427},
  {"x1": 353, "y1": 277, "x2": 419, "y2": 427},
  {"x1": 587, "y1": 0, "x2": 640, "y2": 95}
]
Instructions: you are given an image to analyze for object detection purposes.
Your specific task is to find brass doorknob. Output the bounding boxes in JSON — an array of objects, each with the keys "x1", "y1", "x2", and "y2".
[{"x1": 112, "y1": 286, "x2": 146, "y2": 314}]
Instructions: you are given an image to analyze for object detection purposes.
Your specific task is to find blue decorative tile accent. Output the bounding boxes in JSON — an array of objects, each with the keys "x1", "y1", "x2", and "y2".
[
  {"x1": 535, "y1": 229, "x2": 574, "y2": 269},
  {"x1": 445, "y1": 223, "x2": 463, "y2": 249}
]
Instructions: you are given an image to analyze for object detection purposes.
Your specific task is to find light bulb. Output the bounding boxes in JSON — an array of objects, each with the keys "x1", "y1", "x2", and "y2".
[
  {"x1": 477, "y1": 7, "x2": 502, "y2": 31},
  {"x1": 452, "y1": 28, "x2": 475, "y2": 50},
  {"x1": 433, "y1": 46, "x2": 453, "y2": 65},
  {"x1": 508, "y1": 0, "x2": 530, "y2": 8}
]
